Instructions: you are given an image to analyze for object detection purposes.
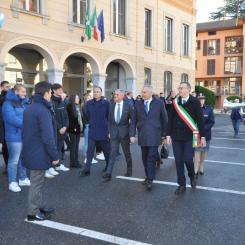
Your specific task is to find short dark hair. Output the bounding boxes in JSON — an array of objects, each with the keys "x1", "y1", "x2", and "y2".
[
  {"x1": 1, "y1": 81, "x2": 9, "y2": 87},
  {"x1": 35, "y1": 81, "x2": 52, "y2": 96},
  {"x1": 93, "y1": 85, "x2": 102, "y2": 92},
  {"x1": 51, "y1": 83, "x2": 62, "y2": 91}
]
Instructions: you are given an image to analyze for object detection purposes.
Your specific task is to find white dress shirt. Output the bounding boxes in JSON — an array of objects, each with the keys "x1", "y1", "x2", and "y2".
[{"x1": 114, "y1": 100, "x2": 124, "y2": 122}]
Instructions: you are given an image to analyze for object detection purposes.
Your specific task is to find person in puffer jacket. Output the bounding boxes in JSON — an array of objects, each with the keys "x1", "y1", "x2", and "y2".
[{"x1": 2, "y1": 84, "x2": 30, "y2": 192}]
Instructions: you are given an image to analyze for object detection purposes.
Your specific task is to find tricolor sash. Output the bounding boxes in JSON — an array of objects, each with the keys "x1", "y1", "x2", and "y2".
[{"x1": 173, "y1": 97, "x2": 200, "y2": 148}]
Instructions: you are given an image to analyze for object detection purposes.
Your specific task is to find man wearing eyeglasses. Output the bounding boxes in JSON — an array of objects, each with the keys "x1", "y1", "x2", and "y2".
[{"x1": 165, "y1": 81, "x2": 206, "y2": 195}]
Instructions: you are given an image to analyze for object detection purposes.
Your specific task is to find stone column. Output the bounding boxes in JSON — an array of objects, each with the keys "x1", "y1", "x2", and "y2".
[
  {"x1": 92, "y1": 73, "x2": 107, "y2": 95},
  {"x1": 0, "y1": 62, "x2": 7, "y2": 82},
  {"x1": 47, "y1": 69, "x2": 64, "y2": 84}
]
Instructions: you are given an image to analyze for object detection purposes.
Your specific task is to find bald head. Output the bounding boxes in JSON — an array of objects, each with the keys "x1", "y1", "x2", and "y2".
[{"x1": 141, "y1": 85, "x2": 153, "y2": 100}]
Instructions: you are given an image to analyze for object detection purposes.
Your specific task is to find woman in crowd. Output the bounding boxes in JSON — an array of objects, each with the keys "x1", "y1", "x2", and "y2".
[
  {"x1": 67, "y1": 94, "x2": 83, "y2": 168},
  {"x1": 194, "y1": 93, "x2": 215, "y2": 178},
  {"x1": 230, "y1": 99, "x2": 244, "y2": 137},
  {"x1": 82, "y1": 93, "x2": 97, "y2": 164},
  {"x1": 2, "y1": 84, "x2": 30, "y2": 192}
]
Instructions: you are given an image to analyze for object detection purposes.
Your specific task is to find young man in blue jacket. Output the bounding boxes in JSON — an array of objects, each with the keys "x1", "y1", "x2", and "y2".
[{"x1": 23, "y1": 81, "x2": 59, "y2": 221}]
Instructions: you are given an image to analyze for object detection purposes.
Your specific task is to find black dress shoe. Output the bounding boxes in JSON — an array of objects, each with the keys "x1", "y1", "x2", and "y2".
[
  {"x1": 190, "y1": 178, "x2": 197, "y2": 189},
  {"x1": 40, "y1": 208, "x2": 55, "y2": 215},
  {"x1": 146, "y1": 181, "x2": 153, "y2": 191},
  {"x1": 175, "y1": 186, "x2": 186, "y2": 195},
  {"x1": 79, "y1": 169, "x2": 90, "y2": 177},
  {"x1": 141, "y1": 178, "x2": 148, "y2": 185},
  {"x1": 103, "y1": 173, "x2": 112, "y2": 181},
  {"x1": 27, "y1": 212, "x2": 50, "y2": 221},
  {"x1": 199, "y1": 171, "x2": 204, "y2": 175}
]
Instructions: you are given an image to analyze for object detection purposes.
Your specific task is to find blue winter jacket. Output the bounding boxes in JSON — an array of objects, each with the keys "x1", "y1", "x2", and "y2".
[
  {"x1": 202, "y1": 105, "x2": 215, "y2": 141},
  {"x1": 2, "y1": 89, "x2": 29, "y2": 142},
  {"x1": 22, "y1": 94, "x2": 59, "y2": 170}
]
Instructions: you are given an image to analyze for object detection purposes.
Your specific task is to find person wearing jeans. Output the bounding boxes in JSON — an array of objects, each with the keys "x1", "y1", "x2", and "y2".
[{"x1": 2, "y1": 85, "x2": 30, "y2": 192}]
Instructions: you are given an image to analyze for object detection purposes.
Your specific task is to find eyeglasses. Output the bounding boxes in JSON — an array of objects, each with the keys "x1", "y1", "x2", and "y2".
[{"x1": 178, "y1": 87, "x2": 187, "y2": 90}]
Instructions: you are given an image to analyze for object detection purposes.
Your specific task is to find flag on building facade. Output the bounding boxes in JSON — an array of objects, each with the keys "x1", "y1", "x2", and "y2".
[
  {"x1": 91, "y1": 7, "x2": 98, "y2": 41},
  {"x1": 97, "y1": 10, "x2": 105, "y2": 43},
  {"x1": 85, "y1": 6, "x2": 91, "y2": 40}
]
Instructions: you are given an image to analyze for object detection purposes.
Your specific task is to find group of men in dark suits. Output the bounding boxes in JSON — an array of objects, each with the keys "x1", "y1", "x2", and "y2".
[{"x1": 81, "y1": 81, "x2": 206, "y2": 194}]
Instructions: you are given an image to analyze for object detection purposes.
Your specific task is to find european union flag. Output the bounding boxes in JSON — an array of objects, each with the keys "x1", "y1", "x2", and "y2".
[{"x1": 97, "y1": 10, "x2": 105, "y2": 43}]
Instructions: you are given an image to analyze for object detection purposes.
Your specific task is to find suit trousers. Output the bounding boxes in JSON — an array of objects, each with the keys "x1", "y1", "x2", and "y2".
[
  {"x1": 85, "y1": 138, "x2": 110, "y2": 171},
  {"x1": 28, "y1": 170, "x2": 46, "y2": 215},
  {"x1": 107, "y1": 137, "x2": 132, "y2": 175},
  {"x1": 172, "y1": 140, "x2": 195, "y2": 186},
  {"x1": 141, "y1": 146, "x2": 158, "y2": 181}
]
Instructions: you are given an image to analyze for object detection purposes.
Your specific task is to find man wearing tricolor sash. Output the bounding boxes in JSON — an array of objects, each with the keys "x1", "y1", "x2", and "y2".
[{"x1": 165, "y1": 81, "x2": 206, "y2": 195}]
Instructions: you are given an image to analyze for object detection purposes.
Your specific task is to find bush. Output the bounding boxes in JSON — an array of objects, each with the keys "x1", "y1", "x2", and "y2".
[
  {"x1": 226, "y1": 95, "x2": 242, "y2": 102},
  {"x1": 195, "y1": 86, "x2": 216, "y2": 108}
]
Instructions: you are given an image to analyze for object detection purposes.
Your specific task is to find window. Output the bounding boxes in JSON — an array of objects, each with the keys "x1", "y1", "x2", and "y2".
[
  {"x1": 225, "y1": 36, "x2": 243, "y2": 54},
  {"x1": 181, "y1": 73, "x2": 189, "y2": 83},
  {"x1": 145, "y1": 9, "x2": 152, "y2": 47},
  {"x1": 72, "y1": 0, "x2": 90, "y2": 25},
  {"x1": 196, "y1": 40, "x2": 201, "y2": 50},
  {"x1": 17, "y1": 0, "x2": 41, "y2": 13},
  {"x1": 225, "y1": 77, "x2": 242, "y2": 95},
  {"x1": 164, "y1": 71, "x2": 172, "y2": 96},
  {"x1": 208, "y1": 31, "x2": 216, "y2": 35},
  {"x1": 207, "y1": 59, "x2": 215, "y2": 75},
  {"x1": 144, "y1": 68, "x2": 151, "y2": 85},
  {"x1": 164, "y1": 17, "x2": 173, "y2": 52},
  {"x1": 224, "y1": 57, "x2": 242, "y2": 74},
  {"x1": 203, "y1": 39, "x2": 220, "y2": 55},
  {"x1": 113, "y1": 0, "x2": 126, "y2": 35},
  {"x1": 182, "y1": 24, "x2": 189, "y2": 56}
]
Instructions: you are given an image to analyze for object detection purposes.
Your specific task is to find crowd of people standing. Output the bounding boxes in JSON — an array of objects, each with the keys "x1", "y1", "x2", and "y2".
[{"x1": 0, "y1": 79, "x2": 216, "y2": 221}]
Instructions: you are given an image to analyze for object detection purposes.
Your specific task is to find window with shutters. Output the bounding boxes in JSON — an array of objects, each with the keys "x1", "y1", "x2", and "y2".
[
  {"x1": 144, "y1": 68, "x2": 151, "y2": 85},
  {"x1": 182, "y1": 24, "x2": 190, "y2": 56},
  {"x1": 225, "y1": 36, "x2": 243, "y2": 54},
  {"x1": 164, "y1": 17, "x2": 173, "y2": 52},
  {"x1": 72, "y1": 0, "x2": 90, "y2": 25},
  {"x1": 224, "y1": 57, "x2": 242, "y2": 74},
  {"x1": 145, "y1": 9, "x2": 152, "y2": 47},
  {"x1": 113, "y1": 0, "x2": 126, "y2": 36},
  {"x1": 196, "y1": 40, "x2": 201, "y2": 50},
  {"x1": 203, "y1": 39, "x2": 220, "y2": 55},
  {"x1": 164, "y1": 71, "x2": 172, "y2": 96},
  {"x1": 207, "y1": 59, "x2": 215, "y2": 75},
  {"x1": 181, "y1": 73, "x2": 189, "y2": 83},
  {"x1": 16, "y1": 0, "x2": 41, "y2": 13}
]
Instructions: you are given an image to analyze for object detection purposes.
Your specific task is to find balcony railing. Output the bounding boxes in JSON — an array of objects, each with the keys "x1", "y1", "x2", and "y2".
[{"x1": 206, "y1": 86, "x2": 241, "y2": 96}]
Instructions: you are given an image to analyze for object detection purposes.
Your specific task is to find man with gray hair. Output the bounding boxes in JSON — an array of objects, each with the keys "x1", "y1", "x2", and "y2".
[
  {"x1": 133, "y1": 85, "x2": 168, "y2": 190},
  {"x1": 103, "y1": 89, "x2": 136, "y2": 181}
]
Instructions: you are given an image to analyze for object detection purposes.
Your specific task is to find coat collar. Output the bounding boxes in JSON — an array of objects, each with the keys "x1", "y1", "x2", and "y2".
[{"x1": 33, "y1": 94, "x2": 52, "y2": 109}]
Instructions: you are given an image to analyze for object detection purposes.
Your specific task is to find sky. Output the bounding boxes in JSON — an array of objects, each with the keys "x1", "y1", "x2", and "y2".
[{"x1": 196, "y1": 0, "x2": 225, "y2": 23}]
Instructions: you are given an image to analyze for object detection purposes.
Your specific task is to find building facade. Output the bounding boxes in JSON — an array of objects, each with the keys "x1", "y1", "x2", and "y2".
[
  {"x1": 0, "y1": 0, "x2": 196, "y2": 98},
  {"x1": 196, "y1": 19, "x2": 245, "y2": 108}
]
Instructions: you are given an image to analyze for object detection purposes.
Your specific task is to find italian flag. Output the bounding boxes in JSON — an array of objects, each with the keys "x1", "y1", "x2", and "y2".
[
  {"x1": 85, "y1": 6, "x2": 91, "y2": 40},
  {"x1": 91, "y1": 7, "x2": 98, "y2": 41}
]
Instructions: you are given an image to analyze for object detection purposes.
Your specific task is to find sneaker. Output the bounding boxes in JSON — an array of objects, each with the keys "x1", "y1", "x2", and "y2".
[
  {"x1": 9, "y1": 182, "x2": 21, "y2": 192},
  {"x1": 48, "y1": 167, "x2": 59, "y2": 176},
  {"x1": 45, "y1": 171, "x2": 55, "y2": 179},
  {"x1": 56, "y1": 164, "x2": 70, "y2": 172},
  {"x1": 96, "y1": 153, "x2": 105, "y2": 161},
  {"x1": 92, "y1": 158, "x2": 98, "y2": 164},
  {"x1": 19, "y1": 178, "x2": 31, "y2": 186}
]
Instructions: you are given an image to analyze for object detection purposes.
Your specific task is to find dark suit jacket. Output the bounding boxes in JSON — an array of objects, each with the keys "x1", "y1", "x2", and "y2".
[
  {"x1": 108, "y1": 101, "x2": 136, "y2": 140},
  {"x1": 167, "y1": 95, "x2": 205, "y2": 141},
  {"x1": 134, "y1": 98, "x2": 168, "y2": 146}
]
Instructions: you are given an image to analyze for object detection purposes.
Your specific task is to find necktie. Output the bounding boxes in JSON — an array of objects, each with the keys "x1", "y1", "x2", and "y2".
[
  {"x1": 182, "y1": 99, "x2": 186, "y2": 105},
  {"x1": 116, "y1": 104, "x2": 121, "y2": 123},
  {"x1": 144, "y1": 101, "x2": 149, "y2": 114}
]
